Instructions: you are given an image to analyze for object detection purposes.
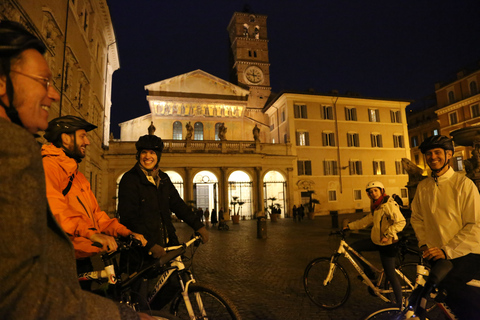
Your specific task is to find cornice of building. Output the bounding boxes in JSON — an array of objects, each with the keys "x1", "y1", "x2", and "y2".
[{"x1": 435, "y1": 94, "x2": 480, "y2": 115}]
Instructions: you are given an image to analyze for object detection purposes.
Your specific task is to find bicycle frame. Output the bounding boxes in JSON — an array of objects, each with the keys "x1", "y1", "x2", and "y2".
[{"x1": 328, "y1": 238, "x2": 418, "y2": 303}]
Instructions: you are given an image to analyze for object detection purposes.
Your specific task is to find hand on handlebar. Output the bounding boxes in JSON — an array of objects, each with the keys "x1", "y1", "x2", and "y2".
[
  {"x1": 196, "y1": 226, "x2": 209, "y2": 244},
  {"x1": 89, "y1": 233, "x2": 117, "y2": 253},
  {"x1": 149, "y1": 244, "x2": 167, "y2": 258},
  {"x1": 422, "y1": 247, "x2": 446, "y2": 261},
  {"x1": 131, "y1": 232, "x2": 147, "y2": 246}
]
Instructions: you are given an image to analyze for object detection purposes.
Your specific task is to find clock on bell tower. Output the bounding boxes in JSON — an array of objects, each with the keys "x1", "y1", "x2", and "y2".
[{"x1": 227, "y1": 11, "x2": 271, "y2": 110}]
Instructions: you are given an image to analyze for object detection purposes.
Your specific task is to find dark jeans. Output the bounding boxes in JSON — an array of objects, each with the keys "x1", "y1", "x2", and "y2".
[
  {"x1": 434, "y1": 253, "x2": 480, "y2": 320},
  {"x1": 350, "y1": 238, "x2": 402, "y2": 305}
]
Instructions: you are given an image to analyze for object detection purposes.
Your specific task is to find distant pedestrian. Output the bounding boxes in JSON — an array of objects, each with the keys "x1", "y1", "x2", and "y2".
[
  {"x1": 292, "y1": 205, "x2": 298, "y2": 222},
  {"x1": 211, "y1": 208, "x2": 218, "y2": 227},
  {"x1": 204, "y1": 208, "x2": 210, "y2": 225},
  {"x1": 197, "y1": 207, "x2": 204, "y2": 222},
  {"x1": 298, "y1": 204, "x2": 305, "y2": 222},
  {"x1": 218, "y1": 208, "x2": 224, "y2": 221}
]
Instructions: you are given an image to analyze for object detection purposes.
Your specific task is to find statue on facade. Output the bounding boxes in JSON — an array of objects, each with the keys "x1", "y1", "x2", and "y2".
[
  {"x1": 218, "y1": 123, "x2": 227, "y2": 140},
  {"x1": 252, "y1": 124, "x2": 260, "y2": 142},
  {"x1": 186, "y1": 121, "x2": 193, "y2": 140},
  {"x1": 148, "y1": 121, "x2": 156, "y2": 135}
]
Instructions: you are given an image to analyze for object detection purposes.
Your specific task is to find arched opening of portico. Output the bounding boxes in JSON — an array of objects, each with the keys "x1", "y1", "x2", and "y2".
[
  {"x1": 164, "y1": 170, "x2": 184, "y2": 199},
  {"x1": 228, "y1": 170, "x2": 253, "y2": 220},
  {"x1": 193, "y1": 171, "x2": 219, "y2": 216},
  {"x1": 263, "y1": 170, "x2": 287, "y2": 218}
]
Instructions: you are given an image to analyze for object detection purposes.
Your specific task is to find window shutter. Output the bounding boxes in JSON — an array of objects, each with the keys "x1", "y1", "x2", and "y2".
[
  {"x1": 371, "y1": 134, "x2": 375, "y2": 147},
  {"x1": 355, "y1": 134, "x2": 359, "y2": 147},
  {"x1": 345, "y1": 108, "x2": 349, "y2": 120},
  {"x1": 301, "y1": 105, "x2": 307, "y2": 118},
  {"x1": 322, "y1": 133, "x2": 327, "y2": 146},
  {"x1": 294, "y1": 105, "x2": 300, "y2": 118},
  {"x1": 352, "y1": 108, "x2": 357, "y2": 121},
  {"x1": 305, "y1": 132, "x2": 310, "y2": 146},
  {"x1": 358, "y1": 161, "x2": 363, "y2": 175},
  {"x1": 375, "y1": 109, "x2": 380, "y2": 122},
  {"x1": 378, "y1": 135, "x2": 383, "y2": 147},
  {"x1": 305, "y1": 161, "x2": 312, "y2": 175},
  {"x1": 297, "y1": 161, "x2": 304, "y2": 175},
  {"x1": 381, "y1": 161, "x2": 386, "y2": 174},
  {"x1": 349, "y1": 161, "x2": 354, "y2": 175},
  {"x1": 296, "y1": 132, "x2": 300, "y2": 145}
]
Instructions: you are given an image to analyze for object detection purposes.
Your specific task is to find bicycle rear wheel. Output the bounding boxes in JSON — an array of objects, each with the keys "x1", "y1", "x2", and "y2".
[
  {"x1": 361, "y1": 307, "x2": 405, "y2": 320},
  {"x1": 303, "y1": 257, "x2": 350, "y2": 309},
  {"x1": 170, "y1": 283, "x2": 240, "y2": 319}
]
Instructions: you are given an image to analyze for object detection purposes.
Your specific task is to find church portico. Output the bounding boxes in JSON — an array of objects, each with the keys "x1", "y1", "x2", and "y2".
[{"x1": 104, "y1": 139, "x2": 295, "y2": 219}]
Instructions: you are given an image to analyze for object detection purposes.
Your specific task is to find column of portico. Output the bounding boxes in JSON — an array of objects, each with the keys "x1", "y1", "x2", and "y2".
[
  {"x1": 185, "y1": 167, "x2": 192, "y2": 202},
  {"x1": 254, "y1": 167, "x2": 264, "y2": 216},
  {"x1": 286, "y1": 167, "x2": 294, "y2": 216},
  {"x1": 220, "y1": 167, "x2": 229, "y2": 220}
]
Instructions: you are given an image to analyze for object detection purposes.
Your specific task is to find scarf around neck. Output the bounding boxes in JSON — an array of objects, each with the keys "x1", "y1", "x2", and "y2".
[{"x1": 371, "y1": 193, "x2": 389, "y2": 212}]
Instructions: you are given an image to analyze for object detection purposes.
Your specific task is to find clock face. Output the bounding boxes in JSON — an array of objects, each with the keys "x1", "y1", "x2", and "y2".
[{"x1": 244, "y1": 66, "x2": 264, "y2": 84}]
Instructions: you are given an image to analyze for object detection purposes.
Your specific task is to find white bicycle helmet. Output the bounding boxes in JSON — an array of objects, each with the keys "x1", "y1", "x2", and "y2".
[{"x1": 365, "y1": 181, "x2": 384, "y2": 191}]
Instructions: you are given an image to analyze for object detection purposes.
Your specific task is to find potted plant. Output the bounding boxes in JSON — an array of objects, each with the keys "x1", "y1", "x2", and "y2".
[
  {"x1": 267, "y1": 197, "x2": 280, "y2": 222},
  {"x1": 230, "y1": 196, "x2": 244, "y2": 224},
  {"x1": 308, "y1": 198, "x2": 320, "y2": 220}
]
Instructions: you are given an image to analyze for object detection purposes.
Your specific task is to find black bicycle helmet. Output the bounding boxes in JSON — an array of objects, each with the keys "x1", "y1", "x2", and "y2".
[
  {"x1": 0, "y1": 20, "x2": 46, "y2": 128},
  {"x1": 135, "y1": 134, "x2": 164, "y2": 163},
  {"x1": 419, "y1": 135, "x2": 454, "y2": 154},
  {"x1": 44, "y1": 115, "x2": 97, "y2": 146}
]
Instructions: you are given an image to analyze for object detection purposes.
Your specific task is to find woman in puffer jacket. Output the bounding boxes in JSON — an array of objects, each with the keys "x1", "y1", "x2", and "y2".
[{"x1": 344, "y1": 180, "x2": 406, "y2": 306}]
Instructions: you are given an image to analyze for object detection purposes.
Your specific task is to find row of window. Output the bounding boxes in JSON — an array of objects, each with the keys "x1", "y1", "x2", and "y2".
[
  {"x1": 297, "y1": 160, "x2": 406, "y2": 176},
  {"x1": 293, "y1": 104, "x2": 402, "y2": 123},
  {"x1": 296, "y1": 132, "x2": 405, "y2": 148},
  {"x1": 447, "y1": 81, "x2": 478, "y2": 104},
  {"x1": 172, "y1": 121, "x2": 224, "y2": 140}
]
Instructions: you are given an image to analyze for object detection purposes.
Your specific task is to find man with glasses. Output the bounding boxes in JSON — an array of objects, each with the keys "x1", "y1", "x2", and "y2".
[{"x1": 0, "y1": 20, "x2": 153, "y2": 319}]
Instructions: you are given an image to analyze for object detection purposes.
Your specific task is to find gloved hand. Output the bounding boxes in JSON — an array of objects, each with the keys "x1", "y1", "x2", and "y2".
[
  {"x1": 196, "y1": 226, "x2": 209, "y2": 244},
  {"x1": 149, "y1": 244, "x2": 166, "y2": 258}
]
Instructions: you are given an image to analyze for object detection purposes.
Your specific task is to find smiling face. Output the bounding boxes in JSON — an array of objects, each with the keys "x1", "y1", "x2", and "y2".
[
  {"x1": 63, "y1": 129, "x2": 90, "y2": 159},
  {"x1": 425, "y1": 147, "x2": 452, "y2": 175},
  {"x1": 1, "y1": 49, "x2": 60, "y2": 134},
  {"x1": 139, "y1": 149, "x2": 158, "y2": 170},
  {"x1": 367, "y1": 187, "x2": 383, "y2": 201}
]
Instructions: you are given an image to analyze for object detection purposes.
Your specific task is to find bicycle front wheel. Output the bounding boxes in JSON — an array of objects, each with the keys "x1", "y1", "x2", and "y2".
[
  {"x1": 303, "y1": 257, "x2": 350, "y2": 309},
  {"x1": 362, "y1": 307, "x2": 405, "y2": 320},
  {"x1": 170, "y1": 283, "x2": 241, "y2": 319}
]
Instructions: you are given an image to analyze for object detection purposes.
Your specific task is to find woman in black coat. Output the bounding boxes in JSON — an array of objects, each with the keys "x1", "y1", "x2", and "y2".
[{"x1": 117, "y1": 134, "x2": 208, "y2": 259}]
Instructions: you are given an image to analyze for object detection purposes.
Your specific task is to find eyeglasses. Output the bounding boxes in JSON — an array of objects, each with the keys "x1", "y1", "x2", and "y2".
[{"x1": 10, "y1": 70, "x2": 52, "y2": 90}]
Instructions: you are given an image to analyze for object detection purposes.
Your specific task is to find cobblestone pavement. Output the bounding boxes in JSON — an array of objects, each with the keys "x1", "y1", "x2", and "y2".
[{"x1": 173, "y1": 214, "x2": 418, "y2": 320}]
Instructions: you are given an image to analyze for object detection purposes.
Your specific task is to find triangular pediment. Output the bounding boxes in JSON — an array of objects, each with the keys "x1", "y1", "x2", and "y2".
[{"x1": 145, "y1": 69, "x2": 249, "y2": 97}]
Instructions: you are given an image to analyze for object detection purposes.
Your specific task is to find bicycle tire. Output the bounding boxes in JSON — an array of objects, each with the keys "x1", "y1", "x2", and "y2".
[
  {"x1": 148, "y1": 310, "x2": 182, "y2": 320},
  {"x1": 170, "y1": 283, "x2": 241, "y2": 319},
  {"x1": 361, "y1": 307, "x2": 405, "y2": 320},
  {"x1": 303, "y1": 257, "x2": 350, "y2": 309}
]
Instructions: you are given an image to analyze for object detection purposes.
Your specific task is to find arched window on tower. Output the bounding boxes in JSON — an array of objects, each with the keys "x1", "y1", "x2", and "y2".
[
  {"x1": 254, "y1": 26, "x2": 260, "y2": 39},
  {"x1": 194, "y1": 122, "x2": 204, "y2": 140},
  {"x1": 173, "y1": 121, "x2": 182, "y2": 140},
  {"x1": 215, "y1": 122, "x2": 222, "y2": 141},
  {"x1": 243, "y1": 24, "x2": 249, "y2": 37}
]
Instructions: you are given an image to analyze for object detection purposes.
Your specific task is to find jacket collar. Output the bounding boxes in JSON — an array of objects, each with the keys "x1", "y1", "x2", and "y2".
[{"x1": 41, "y1": 144, "x2": 78, "y2": 176}]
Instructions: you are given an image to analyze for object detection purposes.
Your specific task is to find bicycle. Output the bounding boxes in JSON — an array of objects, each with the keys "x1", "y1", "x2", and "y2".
[
  {"x1": 303, "y1": 230, "x2": 428, "y2": 309},
  {"x1": 79, "y1": 235, "x2": 241, "y2": 319}
]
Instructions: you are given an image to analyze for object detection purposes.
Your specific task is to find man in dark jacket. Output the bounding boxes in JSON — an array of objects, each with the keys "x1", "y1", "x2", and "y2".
[{"x1": 118, "y1": 133, "x2": 208, "y2": 260}]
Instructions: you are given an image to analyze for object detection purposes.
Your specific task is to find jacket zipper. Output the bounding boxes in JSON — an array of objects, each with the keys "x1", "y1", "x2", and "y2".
[{"x1": 77, "y1": 196, "x2": 97, "y2": 230}]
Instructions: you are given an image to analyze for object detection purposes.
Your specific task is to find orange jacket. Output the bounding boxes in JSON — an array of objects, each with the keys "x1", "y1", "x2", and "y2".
[{"x1": 41, "y1": 144, "x2": 131, "y2": 258}]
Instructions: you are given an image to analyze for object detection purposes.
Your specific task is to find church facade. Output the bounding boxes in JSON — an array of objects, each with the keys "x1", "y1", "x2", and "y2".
[{"x1": 105, "y1": 11, "x2": 410, "y2": 219}]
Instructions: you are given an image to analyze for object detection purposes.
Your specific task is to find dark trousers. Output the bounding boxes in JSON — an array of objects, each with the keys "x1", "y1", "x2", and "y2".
[
  {"x1": 350, "y1": 238, "x2": 402, "y2": 305},
  {"x1": 435, "y1": 253, "x2": 480, "y2": 320}
]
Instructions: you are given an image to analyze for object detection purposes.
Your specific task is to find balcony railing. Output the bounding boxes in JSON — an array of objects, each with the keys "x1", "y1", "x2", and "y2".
[{"x1": 107, "y1": 139, "x2": 292, "y2": 156}]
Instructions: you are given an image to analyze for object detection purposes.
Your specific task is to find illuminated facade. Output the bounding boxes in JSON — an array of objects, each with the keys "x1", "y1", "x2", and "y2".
[{"x1": 2, "y1": 0, "x2": 119, "y2": 211}]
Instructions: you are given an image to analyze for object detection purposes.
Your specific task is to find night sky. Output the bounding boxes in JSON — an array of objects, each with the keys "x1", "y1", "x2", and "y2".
[{"x1": 107, "y1": 0, "x2": 480, "y2": 138}]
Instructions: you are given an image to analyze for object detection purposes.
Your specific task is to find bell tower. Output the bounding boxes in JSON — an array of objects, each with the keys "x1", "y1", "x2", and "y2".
[{"x1": 227, "y1": 11, "x2": 271, "y2": 111}]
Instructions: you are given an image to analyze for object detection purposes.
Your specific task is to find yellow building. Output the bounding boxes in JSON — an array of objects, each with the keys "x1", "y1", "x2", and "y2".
[{"x1": 2, "y1": 0, "x2": 119, "y2": 211}]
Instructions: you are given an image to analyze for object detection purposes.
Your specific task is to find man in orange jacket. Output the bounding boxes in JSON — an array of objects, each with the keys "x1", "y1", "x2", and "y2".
[{"x1": 42, "y1": 116, "x2": 147, "y2": 283}]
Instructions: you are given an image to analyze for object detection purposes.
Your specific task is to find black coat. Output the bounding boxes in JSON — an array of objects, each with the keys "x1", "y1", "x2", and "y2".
[{"x1": 118, "y1": 163, "x2": 203, "y2": 249}]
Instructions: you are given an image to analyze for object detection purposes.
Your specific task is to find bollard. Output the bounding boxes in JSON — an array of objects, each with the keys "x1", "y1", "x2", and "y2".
[
  {"x1": 257, "y1": 216, "x2": 267, "y2": 239},
  {"x1": 330, "y1": 211, "x2": 339, "y2": 229}
]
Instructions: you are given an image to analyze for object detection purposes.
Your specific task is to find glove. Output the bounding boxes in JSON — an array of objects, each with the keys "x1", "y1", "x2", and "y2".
[
  {"x1": 149, "y1": 244, "x2": 166, "y2": 258},
  {"x1": 196, "y1": 226, "x2": 209, "y2": 244}
]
